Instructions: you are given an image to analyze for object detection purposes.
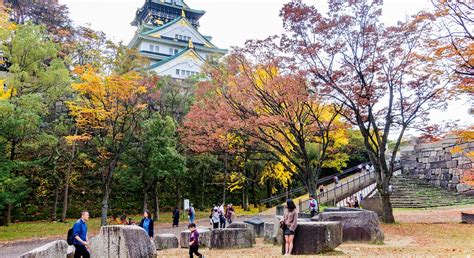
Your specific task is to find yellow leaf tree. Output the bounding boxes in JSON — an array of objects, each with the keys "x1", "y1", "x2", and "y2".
[{"x1": 68, "y1": 64, "x2": 147, "y2": 226}]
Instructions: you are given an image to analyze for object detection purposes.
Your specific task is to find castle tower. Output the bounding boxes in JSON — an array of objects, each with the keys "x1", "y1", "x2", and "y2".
[{"x1": 128, "y1": 0, "x2": 227, "y2": 79}]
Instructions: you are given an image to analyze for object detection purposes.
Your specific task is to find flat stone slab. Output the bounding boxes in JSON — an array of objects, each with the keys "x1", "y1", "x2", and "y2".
[
  {"x1": 210, "y1": 228, "x2": 254, "y2": 249},
  {"x1": 20, "y1": 240, "x2": 69, "y2": 258},
  {"x1": 227, "y1": 222, "x2": 256, "y2": 243},
  {"x1": 313, "y1": 210, "x2": 384, "y2": 243},
  {"x1": 282, "y1": 222, "x2": 342, "y2": 255},
  {"x1": 90, "y1": 225, "x2": 156, "y2": 258},
  {"x1": 243, "y1": 217, "x2": 265, "y2": 237},
  {"x1": 180, "y1": 227, "x2": 211, "y2": 248},
  {"x1": 263, "y1": 222, "x2": 274, "y2": 244},
  {"x1": 154, "y1": 233, "x2": 179, "y2": 250}
]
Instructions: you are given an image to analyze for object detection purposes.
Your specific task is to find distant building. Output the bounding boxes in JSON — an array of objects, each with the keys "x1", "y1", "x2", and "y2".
[{"x1": 128, "y1": 0, "x2": 227, "y2": 79}]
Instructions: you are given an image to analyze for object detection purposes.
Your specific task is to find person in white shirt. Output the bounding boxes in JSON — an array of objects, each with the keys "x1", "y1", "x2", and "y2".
[{"x1": 308, "y1": 195, "x2": 318, "y2": 217}]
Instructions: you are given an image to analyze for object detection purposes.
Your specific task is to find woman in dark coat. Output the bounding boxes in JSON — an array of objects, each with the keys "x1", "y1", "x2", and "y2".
[
  {"x1": 172, "y1": 207, "x2": 180, "y2": 227},
  {"x1": 138, "y1": 210, "x2": 154, "y2": 240}
]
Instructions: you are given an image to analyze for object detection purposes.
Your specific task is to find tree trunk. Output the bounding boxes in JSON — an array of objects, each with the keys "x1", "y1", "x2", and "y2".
[
  {"x1": 250, "y1": 181, "x2": 257, "y2": 208},
  {"x1": 143, "y1": 191, "x2": 148, "y2": 213},
  {"x1": 6, "y1": 203, "x2": 12, "y2": 226},
  {"x1": 265, "y1": 179, "x2": 273, "y2": 208},
  {"x1": 242, "y1": 186, "x2": 249, "y2": 211},
  {"x1": 175, "y1": 182, "x2": 181, "y2": 209},
  {"x1": 153, "y1": 182, "x2": 159, "y2": 221},
  {"x1": 101, "y1": 180, "x2": 112, "y2": 226},
  {"x1": 61, "y1": 170, "x2": 70, "y2": 222},
  {"x1": 223, "y1": 153, "x2": 228, "y2": 205},
  {"x1": 61, "y1": 134, "x2": 77, "y2": 222},
  {"x1": 51, "y1": 184, "x2": 59, "y2": 221},
  {"x1": 379, "y1": 191, "x2": 395, "y2": 223}
]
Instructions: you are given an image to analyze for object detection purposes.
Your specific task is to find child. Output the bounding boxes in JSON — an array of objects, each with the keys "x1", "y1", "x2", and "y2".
[{"x1": 188, "y1": 223, "x2": 203, "y2": 258}]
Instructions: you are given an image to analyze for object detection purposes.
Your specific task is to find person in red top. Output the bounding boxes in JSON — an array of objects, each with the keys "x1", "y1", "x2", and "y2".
[{"x1": 188, "y1": 223, "x2": 203, "y2": 258}]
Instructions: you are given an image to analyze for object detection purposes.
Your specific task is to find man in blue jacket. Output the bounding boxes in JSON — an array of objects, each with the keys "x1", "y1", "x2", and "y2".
[{"x1": 73, "y1": 210, "x2": 90, "y2": 258}]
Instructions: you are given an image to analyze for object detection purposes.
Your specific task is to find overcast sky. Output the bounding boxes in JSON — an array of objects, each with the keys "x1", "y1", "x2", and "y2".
[{"x1": 60, "y1": 0, "x2": 473, "y2": 130}]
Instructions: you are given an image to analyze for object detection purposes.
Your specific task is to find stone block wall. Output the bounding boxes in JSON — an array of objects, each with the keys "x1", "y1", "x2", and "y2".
[{"x1": 400, "y1": 135, "x2": 473, "y2": 193}]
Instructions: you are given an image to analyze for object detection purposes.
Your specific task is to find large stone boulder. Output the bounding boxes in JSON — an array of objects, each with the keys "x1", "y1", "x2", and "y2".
[
  {"x1": 272, "y1": 216, "x2": 284, "y2": 246},
  {"x1": 90, "y1": 225, "x2": 156, "y2": 258},
  {"x1": 313, "y1": 210, "x2": 384, "y2": 243},
  {"x1": 360, "y1": 197, "x2": 383, "y2": 217},
  {"x1": 180, "y1": 227, "x2": 211, "y2": 248},
  {"x1": 20, "y1": 240, "x2": 69, "y2": 258},
  {"x1": 210, "y1": 228, "x2": 254, "y2": 249},
  {"x1": 263, "y1": 222, "x2": 274, "y2": 244},
  {"x1": 227, "y1": 222, "x2": 256, "y2": 244},
  {"x1": 66, "y1": 245, "x2": 75, "y2": 258},
  {"x1": 154, "y1": 233, "x2": 179, "y2": 250},
  {"x1": 282, "y1": 222, "x2": 342, "y2": 255}
]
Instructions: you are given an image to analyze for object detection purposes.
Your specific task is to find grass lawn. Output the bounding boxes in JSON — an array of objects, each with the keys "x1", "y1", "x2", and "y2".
[{"x1": 0, "y1": 207, "x2": 259, "y2": 242}]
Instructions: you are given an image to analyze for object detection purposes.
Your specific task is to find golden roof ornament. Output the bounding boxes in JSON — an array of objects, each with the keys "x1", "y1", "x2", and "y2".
[
  {"x1": 181, "y1": 9, "x2": 186, "y2": 18},
  {"x1": 188, "y1": 39, "x2": 194, "y2": 49}
]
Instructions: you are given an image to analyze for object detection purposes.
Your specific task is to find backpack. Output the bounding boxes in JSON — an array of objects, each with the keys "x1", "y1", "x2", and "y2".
[
  {"x1": 310, "y1": 201, "x2": 316, "y2": 208},
  {"x1": 67, "y1": 227, "x2": 74, "y2": 245}
]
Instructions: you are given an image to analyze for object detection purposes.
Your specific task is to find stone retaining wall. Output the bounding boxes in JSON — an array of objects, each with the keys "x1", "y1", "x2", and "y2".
[{"x1": 400, "y1": 135, "x2": 473, "y2": 193}]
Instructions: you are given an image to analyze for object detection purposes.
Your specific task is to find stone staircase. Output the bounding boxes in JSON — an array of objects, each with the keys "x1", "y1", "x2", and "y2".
[{"x1": 389, "y1": 175, "x2": 474, "y2": 208}]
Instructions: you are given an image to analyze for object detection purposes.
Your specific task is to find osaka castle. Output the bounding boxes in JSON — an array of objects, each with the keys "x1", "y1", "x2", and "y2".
[{"x1": 128, "y1": 0, "x2": 227, "y2": 79}]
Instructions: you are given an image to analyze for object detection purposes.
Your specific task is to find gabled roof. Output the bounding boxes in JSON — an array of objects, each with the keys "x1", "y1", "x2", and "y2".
[
  {"x1": 143, "y1": 16, "x2": 218, "y2": 49},
  {"x1": 149, "y1": 47, "x2": 205, "y2": 70}
]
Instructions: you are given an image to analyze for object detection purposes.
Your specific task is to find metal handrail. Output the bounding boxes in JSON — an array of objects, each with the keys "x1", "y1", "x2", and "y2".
[
  {"x1": 260, "y1": 162, "x2": 371, "y2": 204},
  {"x1": 300, "y1": 165, "x2": 402, "y2": 210}
]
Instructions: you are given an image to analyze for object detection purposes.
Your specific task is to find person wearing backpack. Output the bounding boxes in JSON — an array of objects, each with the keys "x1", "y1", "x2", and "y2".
[
  {"x1": 71, "y1": 210, "x2": 90, "y2": 258},
  {"x1": 308, "y1": 195, "x2": 319, "y2": 217}
]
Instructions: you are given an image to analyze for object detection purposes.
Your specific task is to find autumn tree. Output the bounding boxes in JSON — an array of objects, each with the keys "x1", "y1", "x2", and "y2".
[
  {"x1": 67, "y1": 45, "x2": 149, "y2": 225},
  {"x1": 430, "y1": 0, "x2": 473, "y2": 93},
  {"x1": 182, "y1": 41, "x2": 349, "y2": 196},
  {"x1": 281, "y1": 0, "x2": 451, "y2": 222}
]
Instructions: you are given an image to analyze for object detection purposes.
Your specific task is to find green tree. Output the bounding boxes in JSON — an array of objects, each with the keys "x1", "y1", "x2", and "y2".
[
  {"x1": 0, "y1": 23, "x2": 70, "y2": 225},
  {"x1": 122, "y1": 115, "x2": 186, "y2": 220}
]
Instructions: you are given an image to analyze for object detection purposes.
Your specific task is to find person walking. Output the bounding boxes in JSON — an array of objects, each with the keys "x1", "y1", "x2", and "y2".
[
  {"x1": 188, "y1": 223, "x2": 203, "y2": 258},
  {"x1": 281, "y1": 199, "x2": 298, "y2": 256},
  {"x1": 210, "y1": 207, "x2": 220, "y2": 229},
  {"x1": 188, "y1": 204, "x2": 195, "y2": 224},
  {"x1": 73, "y1": 210, "x2": 90, "y2": 258},
  {"x1": 138, "y1": 210, "x2": 154, "y2": 240},
  {"x1": 318, "y1": 184, "x2": 324, "y2": 197},
  {"x1": 225, "y1": 204, "x2": 235, "y2": 225},
  {"x1": 218, "y1": 203, "x2": 226, "y2": 228},
  {"x1": 308, "y1": 195, "x2": 318, "y2": 217},
  {"x1": 354, "y1": 196, "x2": 360, "y2": 208},
  {"x1": 172, "y1": 207, "x2": 180, "y2": 228}
]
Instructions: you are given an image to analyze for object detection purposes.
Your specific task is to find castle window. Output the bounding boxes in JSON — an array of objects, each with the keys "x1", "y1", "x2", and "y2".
[
  {"x1": 149, "y1": 44, "x2": 154, "y2": 52},
  {"x1": 176, "y1": 69, "x2": 180, "y2": 75}
]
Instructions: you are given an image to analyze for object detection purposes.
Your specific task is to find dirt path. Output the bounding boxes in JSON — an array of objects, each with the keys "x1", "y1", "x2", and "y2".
[
  {"x1": 0, "y1": 215, "x2": 271, "y2": 257},
  {"x1": 3, "y1": 205, "x2": 474, "y2": 257}
]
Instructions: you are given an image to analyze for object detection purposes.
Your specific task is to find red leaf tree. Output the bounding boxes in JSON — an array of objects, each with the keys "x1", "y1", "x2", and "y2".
[
  {"x1": 181, "y1": 40, "x2": 349, "y2": 196},
  {"x1": 281, "y1": 0, "x2": 452, "y2": 222}
]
